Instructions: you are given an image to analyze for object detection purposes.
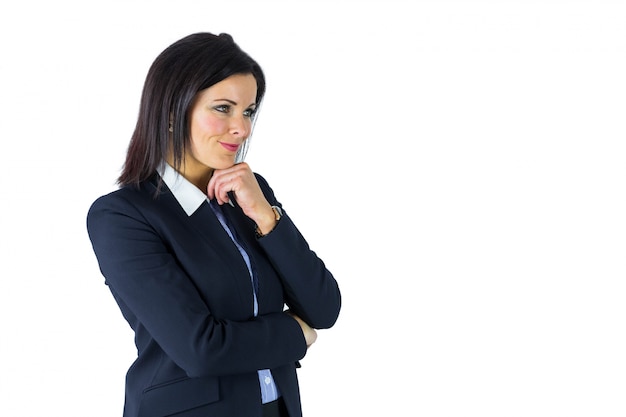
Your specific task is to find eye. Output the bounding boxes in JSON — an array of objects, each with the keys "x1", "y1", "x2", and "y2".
[
  {"x1": 214, "y1": 105, "x2": 230, "y2": 113},
  {"x1": 243, "y1": 107, "x2": 257, "y2": 118}
]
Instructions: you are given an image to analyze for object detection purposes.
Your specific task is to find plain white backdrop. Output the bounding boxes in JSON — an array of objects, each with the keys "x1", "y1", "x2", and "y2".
[{"x1": 1, "y1": 0, "x2": 625, "y2": 415}]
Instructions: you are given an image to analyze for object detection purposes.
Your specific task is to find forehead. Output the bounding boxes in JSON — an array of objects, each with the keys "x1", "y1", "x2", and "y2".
[{"x1": 197, "y1": 73, "x2": 258, "y2": 103}]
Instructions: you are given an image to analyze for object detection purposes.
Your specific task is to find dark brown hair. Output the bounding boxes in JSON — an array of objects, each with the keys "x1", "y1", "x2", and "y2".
[{"x1": 118, "y1": 32, "x2": 266, "y2": 187}]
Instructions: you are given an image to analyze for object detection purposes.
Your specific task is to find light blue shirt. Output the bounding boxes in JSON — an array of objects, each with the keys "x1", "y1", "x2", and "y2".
[{"x1": 159, "y1": 163, "x2": 280, "y2": 404}]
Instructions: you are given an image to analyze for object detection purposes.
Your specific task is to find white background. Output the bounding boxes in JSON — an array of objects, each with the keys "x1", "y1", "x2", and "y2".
[{"x1": 1, "y1": 0, "x2": 625, "y2": 416}]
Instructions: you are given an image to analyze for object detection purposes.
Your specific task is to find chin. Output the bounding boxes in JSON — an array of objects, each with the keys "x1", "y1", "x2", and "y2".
[{"x1": 212, "y1": 159, "x2": 237, "y2": 170}]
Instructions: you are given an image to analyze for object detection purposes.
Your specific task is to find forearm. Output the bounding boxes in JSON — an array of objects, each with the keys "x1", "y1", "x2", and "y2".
[{"x1": 258, "y1": 212, "x2": 342, "y2": 329}]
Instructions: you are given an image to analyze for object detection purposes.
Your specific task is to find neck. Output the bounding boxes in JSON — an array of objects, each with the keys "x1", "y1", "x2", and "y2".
[{"x1": 166, "y1": 155, "x2": 213, "y2": 193}]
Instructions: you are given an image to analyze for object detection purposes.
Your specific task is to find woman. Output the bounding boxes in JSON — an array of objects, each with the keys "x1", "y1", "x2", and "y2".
[{"x1": 87, "y1": 32, "x2": 341, "y2": 417}]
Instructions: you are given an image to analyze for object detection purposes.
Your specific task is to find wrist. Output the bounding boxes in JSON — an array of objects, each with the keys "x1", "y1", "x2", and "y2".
[{"x1": 255, "y1": 205, "x2": 282, "y2": 237}]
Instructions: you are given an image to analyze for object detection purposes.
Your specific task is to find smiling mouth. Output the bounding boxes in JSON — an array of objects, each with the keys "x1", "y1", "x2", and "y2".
[{"x1": 219, "y1": 142, "x2": 240, "y2": 152}]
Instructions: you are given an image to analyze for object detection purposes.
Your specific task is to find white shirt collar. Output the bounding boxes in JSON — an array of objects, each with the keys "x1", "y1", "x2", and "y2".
[{"x1": 158, "y1": 162, "x2": 208, "y2": 216}]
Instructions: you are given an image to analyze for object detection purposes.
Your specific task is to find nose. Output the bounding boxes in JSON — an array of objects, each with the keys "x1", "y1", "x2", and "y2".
[{"x1": 229, "y1": 114, "x2": 250, "y2": 139}]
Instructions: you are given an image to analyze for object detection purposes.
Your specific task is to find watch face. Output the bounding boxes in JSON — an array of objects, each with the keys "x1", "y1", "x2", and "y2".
[{"x1": 272, "y1": 205, "x2": 282, "y2": 219}]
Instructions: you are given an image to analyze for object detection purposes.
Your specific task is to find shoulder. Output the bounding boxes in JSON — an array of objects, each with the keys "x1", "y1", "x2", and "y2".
[
  {"x1": 87, "y1": 188, "x2": 140, "y2": 235},
  {"x1": 87, "y1": 179, "x2": 166, "y2": 223},
  {"x1": 89, "y1": 186, "x2": 145, "y2": 214},
  {"x1": 86, "y1": 181, "x2": 178, "y2": 246}
]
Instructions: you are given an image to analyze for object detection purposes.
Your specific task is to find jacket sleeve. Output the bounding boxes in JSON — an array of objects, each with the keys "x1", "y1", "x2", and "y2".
[
  {"x1": 86, "y1": 191, "x2": 307, "y2": 378},
  {"x1": 255, "y1": 174, "x2": 342, "y2": 329}
]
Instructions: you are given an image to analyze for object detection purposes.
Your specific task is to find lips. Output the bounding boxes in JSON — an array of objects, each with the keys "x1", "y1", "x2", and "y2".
[{"x1": 219, "y1": 142, "x2": 240, "y2": 152}]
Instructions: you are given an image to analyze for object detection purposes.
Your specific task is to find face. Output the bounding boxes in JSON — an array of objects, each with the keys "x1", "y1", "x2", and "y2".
[{"x1": 180, "y1": 73, "x2": 258, "y2": 184}]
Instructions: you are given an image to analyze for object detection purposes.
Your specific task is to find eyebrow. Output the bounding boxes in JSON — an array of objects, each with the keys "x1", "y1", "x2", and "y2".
[{"x1": 214, "y1": 98, "x2": 257, "y2": 107}]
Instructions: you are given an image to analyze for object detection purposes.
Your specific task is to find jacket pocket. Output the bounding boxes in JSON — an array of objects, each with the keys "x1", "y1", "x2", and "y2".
[{"x1": 139, "y1": 376, "x2": 219, "y2": 417}]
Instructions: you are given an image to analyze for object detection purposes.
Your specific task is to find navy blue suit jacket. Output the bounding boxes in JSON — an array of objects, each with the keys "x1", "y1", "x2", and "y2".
[{"x1": 87, "y1": 173, "x2": 341, "y2": 417}]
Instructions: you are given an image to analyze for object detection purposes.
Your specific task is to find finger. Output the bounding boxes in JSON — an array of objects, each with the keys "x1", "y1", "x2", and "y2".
[
  {"x1": 215, "y1": 182, "x2": 231, "y2": 205},
  {"x1": 208, "y1": 170, "x2": 227, "y2": 199},
  {"x1": 206, "y1": 172, "x2": 220, "y2": 200},
  {"x1": 216, "y1": 175, "x2": 240, "y2": 205},
  {"x1": 206, "y1": 181, "x2": 215, "y2": 200}
]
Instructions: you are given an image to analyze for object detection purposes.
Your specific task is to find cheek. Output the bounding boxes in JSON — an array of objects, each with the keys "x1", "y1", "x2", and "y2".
[
  {"x1": 199, "y1": 116, "x2": 227, "y2": 136},
  {"x1": 191, "y1": 114, "x2": 228, "y2": 142}
]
